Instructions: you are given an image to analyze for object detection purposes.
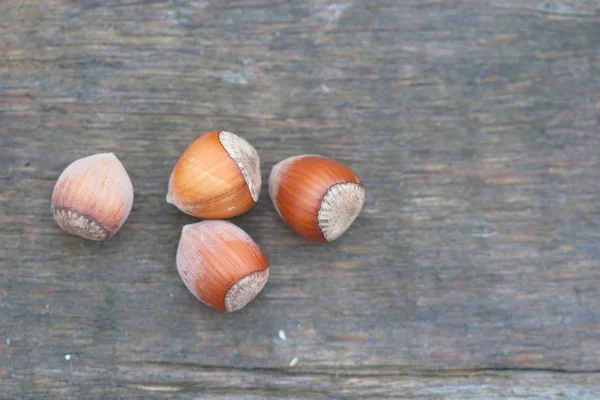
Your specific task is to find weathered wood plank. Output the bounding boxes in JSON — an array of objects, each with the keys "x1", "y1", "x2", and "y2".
[
  {"x1": 3, "y1": 368, "x2": 600, "y2": 399},
  {"x1": 1, "y1": 0, "x2": 599, "y2": 398}
]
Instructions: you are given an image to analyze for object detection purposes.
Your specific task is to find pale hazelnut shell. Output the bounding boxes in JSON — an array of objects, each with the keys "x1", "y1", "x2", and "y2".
[{"x1": 51, "y1": 153, "x2": 134, "y2": 240}]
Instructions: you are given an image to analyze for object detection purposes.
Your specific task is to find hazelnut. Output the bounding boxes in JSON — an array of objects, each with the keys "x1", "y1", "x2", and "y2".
[
  {"x1": 167, "y1": 131, "x2": 261, "y2": 219},
  {"x1": 51, "y1": 153, "x2": 134, "y2": 240},
  {"x1": 176, "y1": 220, "x2": 269, "y2": 312},
  {"x1": 269, "y1": 155, "x2": 364, "y2": 242}
]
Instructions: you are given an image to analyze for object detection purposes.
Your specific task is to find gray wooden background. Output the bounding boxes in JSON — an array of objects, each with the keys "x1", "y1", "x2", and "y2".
[{"x1": 1, "y1": 0, "x2": 600, "y2": 398}]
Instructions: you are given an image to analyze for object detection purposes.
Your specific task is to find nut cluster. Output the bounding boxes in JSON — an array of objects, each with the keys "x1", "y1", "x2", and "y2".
[{"x1": 51, "y1": 131, "x2": 365, "y2": 312}]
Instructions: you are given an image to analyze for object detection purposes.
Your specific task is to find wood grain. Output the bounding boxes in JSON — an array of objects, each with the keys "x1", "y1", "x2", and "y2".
[{"x1": 1, "y1": 0, "x2": 599, "y2": 398}]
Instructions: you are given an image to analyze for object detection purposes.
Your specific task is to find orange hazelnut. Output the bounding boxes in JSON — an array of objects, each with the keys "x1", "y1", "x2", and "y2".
[
  {"x1": 166, "y1": 131, "x2": 261, "y2": 219},
  {"x1": 176, "y1": 220, "x2": 269, "y2": 312},
  {"x1": 269, "y1": 155, "x2": 364, "y2": 243},
  {"x1": 51, "y1": 153, "x2": 134, "y2": 240}
]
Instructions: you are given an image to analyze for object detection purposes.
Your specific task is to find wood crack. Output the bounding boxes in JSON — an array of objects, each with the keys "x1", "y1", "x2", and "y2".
[{"x1": 119, "y1": 361, "x2": 600, "y2": 378}]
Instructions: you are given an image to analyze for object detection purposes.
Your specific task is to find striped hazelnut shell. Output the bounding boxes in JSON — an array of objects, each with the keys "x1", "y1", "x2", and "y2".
[
  {"x1": 166, "y1": 131, "x2": 261, "y2": 219},
  {"x1": 51, "y1": 153, "x2": 134, "y2": 240},
  {"x1": 269, "y1": 155, "x2": 364, "y2": 243},
  {"x1": 176, "y1": 220, "x2": 269, "y2": 312}
]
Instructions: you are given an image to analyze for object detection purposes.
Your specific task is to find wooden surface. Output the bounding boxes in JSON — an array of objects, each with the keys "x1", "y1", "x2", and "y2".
[{"x1": 1, "y1": 0, "x2": 600, "y2": 398}]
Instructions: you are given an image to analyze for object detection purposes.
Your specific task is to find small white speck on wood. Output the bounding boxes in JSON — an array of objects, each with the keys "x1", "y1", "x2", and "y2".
[
  {"x1": 279, "y1": 330, "x2": 287, "y2": 341},
  {"x1": 65, "y1": 354, "x2": 71, "y2": 361},
  {"x1": 289, "y1": 357, "x2": 299, "y2": 367},
  {"x1": 6, "y1": 338, "x2": 10, "y2": 345}
]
